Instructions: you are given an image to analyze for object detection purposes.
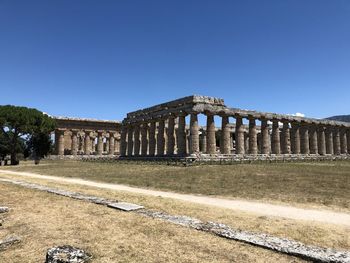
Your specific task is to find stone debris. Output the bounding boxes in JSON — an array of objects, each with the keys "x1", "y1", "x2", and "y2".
[
  {"x1": 0, "y1": 206, "x2": 9, "y2": 213},
  {"x1": 107, "y1": 202, "x2": 144, "y2": 211},
  {"x1": 137, "y1": 210, "x2": 350, "y2": 263},
  {"x1": 1, "y1": 177, "x2": 349, "y2": 262},
  {"x1": 0, "y1": 235, "x2": 21, "y2": 251},
  {"x1": 45, "y1": 245, "x2": 91, "y2": 263}
]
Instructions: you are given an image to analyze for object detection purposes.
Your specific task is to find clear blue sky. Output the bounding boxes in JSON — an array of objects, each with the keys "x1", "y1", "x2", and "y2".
[{"x1": 0, "y1": 0, "x2": 349, "y2": 122}]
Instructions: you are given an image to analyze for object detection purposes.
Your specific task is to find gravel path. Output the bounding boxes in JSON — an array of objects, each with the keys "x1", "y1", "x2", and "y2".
[{"x1": 1, "y1": 170, "x2": 349, "y2": 227}]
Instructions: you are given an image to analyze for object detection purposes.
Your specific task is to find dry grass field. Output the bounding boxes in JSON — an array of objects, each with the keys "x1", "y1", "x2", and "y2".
[
  {"x1": 1, "y1": 160, "x2": 349, "y2": 262},
  {"x1": 0, "y1": 182, "x2": 311, "y2": 263},
  {"x1": 3, "y1": 160, "x2": 350, "y2": 210}
]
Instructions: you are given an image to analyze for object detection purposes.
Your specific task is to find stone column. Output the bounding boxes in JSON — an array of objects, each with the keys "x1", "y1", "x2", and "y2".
[
  {"x1": 114, "y1": 137, "x2": 120, "y2": 155},
  {"x1": 190, "y1": 113, "x2": 199, "y2": 154},
  {"x1": 57, "y1": 130, "x2": 65, "y2": 156},
  {"x1": 317, "y1": 126, "x2": 326, "y2": 155},
  {"x1": 244, "y1": 132, "x2": 249, "y2": 152},
  {"x1": 333, "y1": 126, "x2": 341, "y2": 155},
  {"x1": 260, "y1": 119, "x2": 270, "y2": 154},
  {"x1": 221, "y1": 115, "x2": 231, "y2": 154},
  {"x1": 347, "y1": 129, "x2": 350, "y2": 154},
  {"x1": 69, "y1": 130, "x2": 78, "y2": 156},
  {"x1": 177, "y1": 113, "x2": 187, "y2": 156},
  {"x1": 157, "y1": 119, "x2": 165, "y2": 156},
  {"x1": 120, "y1": 127, "x2": 127, "y2": 156},
  {"x1": 127, "y1": 125, "x2": 134, "y2": 156},
  {"x1": 325, "y1": 126, "x2": 334, "y2": 155},
  {"x1": 167, "y1": 116, "x2": 175, "y2": 155},
  {"x1": 141, "y1": 123, "x2": 148, "y2": 156},
  {"x1": 281, "y1": 121, "x2": 291, "y2": 154},
  {"x1": 97, "y1": 131, "x2": 104, "y2": 155},
  {"x1": 271, "y1": 120, "x2": 280, "y2": 155},
  {"x1": 300, "y1": 124, "x2": 310, "y2": 154},
  {"x1": 149, "y1": 121, "x2": 156, "y2": 156},
  {"x1": 309, "y1": 125, "x2": 318, "y2": 154},
  {"x1": 200, "y1": 131, "x2": 207, "y2": 153},
  {"x1": 291, "y1": 122, "x2": 301, "y2": 154},
  {"x1": 206, "y1": 114, "x2": 216, "y2": 154},
  {"x1": 248, "y1": 118, "x2": 257, "y2": 155},
  {"x1": 84, "y1": 131, "x2": 91, "y2": 155},
  {"x1": 109, "y1": 132, "x2": 115, "y2": 155},
  {"x1": 91, "y1": 135, "x2": 96, "y2": 154},
  {"x1": 134, "y1": 125, "x2": 141, "y2": 156},
  {"x1": 235, "y1": 116, "x2": 245, "y2": 154},
  {"x1": 340, "y1": 128, "x2": 348, "y2": 154}
]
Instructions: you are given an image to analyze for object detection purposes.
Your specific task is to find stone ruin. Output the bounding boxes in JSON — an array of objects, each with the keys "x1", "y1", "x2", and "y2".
[
  {"x1": 53, "y1": 117, "x2": 122, "y2": 156},
  {"x1": 53, "y1": 95, "x2": 350, "y2": 160}
]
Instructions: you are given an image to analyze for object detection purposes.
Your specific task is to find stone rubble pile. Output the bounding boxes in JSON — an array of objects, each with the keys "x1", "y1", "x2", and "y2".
[
  {"x1": 0, "y1": 236, "x2": 21, "y2": 251},
  {"x1": 45, "y1": 245, "x2": 91, "y2": 263},
  {"x1": 0, "y1": 206, "x2": 9, "y2": 213}
]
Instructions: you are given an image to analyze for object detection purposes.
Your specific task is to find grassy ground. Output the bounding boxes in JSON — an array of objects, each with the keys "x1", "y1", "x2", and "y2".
[
  {"x1": 1, "y1": 172, "x2": 350, "y2": 250},
  {"x1": 2, "y1": 160, "x2": 350, "y2": 210},
  {"x1": 0, "y1": 182, "x2": 311, "y2": 263}
]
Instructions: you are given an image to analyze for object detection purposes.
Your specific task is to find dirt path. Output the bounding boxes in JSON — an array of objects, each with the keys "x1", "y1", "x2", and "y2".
[{"x1": 1, "y1": 169, "x2": 350, "y2": 227}]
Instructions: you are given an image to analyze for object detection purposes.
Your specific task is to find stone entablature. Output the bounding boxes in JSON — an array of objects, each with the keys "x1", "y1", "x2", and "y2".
[
  {"x1": 53, "y1": 117, "x2": 121, "y2": 156},
  {"x1": 120, "y1": 95, "x2": 350, "y2": 158}
]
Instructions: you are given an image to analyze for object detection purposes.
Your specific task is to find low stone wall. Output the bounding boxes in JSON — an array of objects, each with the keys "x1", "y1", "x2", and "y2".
[{"x1": 46, "y1": 153, "x2": 350, "y2": 165}]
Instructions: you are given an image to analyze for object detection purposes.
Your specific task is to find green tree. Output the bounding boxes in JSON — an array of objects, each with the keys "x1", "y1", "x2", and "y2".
[
  {"x1": 0, "y1": 105, "x2": 56, "y2": 165},
  {"x1": 26, "y1": 132, "x2": 53, "y2": 164}
]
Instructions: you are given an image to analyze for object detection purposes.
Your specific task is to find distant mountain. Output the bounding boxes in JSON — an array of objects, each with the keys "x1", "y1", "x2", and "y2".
[{"x1": 326, "y1": 115, "x2": 350, "y2": 123}]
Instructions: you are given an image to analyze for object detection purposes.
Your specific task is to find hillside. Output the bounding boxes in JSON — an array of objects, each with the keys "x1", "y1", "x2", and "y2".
[{"x1": 326, "y1": 115, "x2": 350, "y2": 123}]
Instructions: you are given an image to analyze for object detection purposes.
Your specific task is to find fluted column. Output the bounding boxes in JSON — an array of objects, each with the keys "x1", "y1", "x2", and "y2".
[
  {"x1": 271, "y1": 120, "x2": 280, "y2": 155},
  {"x1": 206, "y1": 114, "x2": 216, "y2": 154},
  {"x1": 248, "y1": 118, "x2": 257, "y2": 155},
  {"x1": 325, "y1": 126, "x2": 334, "y2": 155},
  {"x1": 120, "y1": 127, "x2": 127, "y2": 156},
  {"x1": 200, "y1": 131, "x2": 207, "y2": 153},
  {"x1": 114, "y1": 137, "x2": 120, "y2": 155},
  {"x1": 340, "y1": 128, "x2": 348, "y2": 154},
  {"x1": 149, "y1": 121, "x2": 156, "y2": 156},
  {"x1": 57, "y1": 130, "x2": 65, "y2": 156},
  {"x1": 309, "y1": 126, "x2": 318, "y2": 154},
  {"x1": 157, "y1": 119, "x2": 165, "y2": 156},
  {"x1": 235, "y1": 116, "x2": 245, "y2": 154},
  {"x1": 84, "y1": 131, "x2": 91, "y2": 155},
  {"x1": 109, "y1": 132, "x2": 115, "y2": 155},
  {"x1": 300, "y1": 124, "x2": 310, "y2": 154},
  {"x1": 347, "y1": 129, "x2": 350, "y2": 154},
  {"x1": 167, "y1": 116, "x2": 175, "y2": 155},
  {"x1": 91, "y1": 135, "x2": 96, "y2": 154},
  {"x1": 134, "y1": 124, "x2": 141, "y2": 156},
  {"x1": 141, "y1": 123, "x2": 148, "y2": 156},
  {"x1": 221, "y1": 115, "x2": 231, "y2": 154},
  {"x1": 127, "y1": 125, "x2": 134, "y2": 156},
  {"x1": 317, "y1": 126, "x2": 326, "y2": 155},
  {"x1": 244, "y1": 132, "x2": 249, "y2": 152},
  {"x1": 333, "y1": 126, "x2": 341, "y2": 155},
  {"x1": 291, "y1": 122, "x2": 301, "y2": 154},
  {"x1": 177, "y1": 113, "x2": 187, "y2": 155},
  {"x1": 97, "y1": 131, "x2": 104, "y2": 155},
  {"x1": 281, "y1": 121, "x2": 291, "y2": 154},
  {"x1": 260, "y1": 119, "x2": 270, "y2": 154},
  {"x1": 70, "y1": 130, "x2": 78, "y2": 156},
  {"x1": 190, "y1": 113, "x2": 199, "y2": 154}
]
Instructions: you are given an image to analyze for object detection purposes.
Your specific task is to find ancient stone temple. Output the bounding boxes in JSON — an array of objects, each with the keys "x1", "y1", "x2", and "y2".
[
  {"x1": 120, "y1": 95, "x2": 350, "y2": 159},
  {"x1": 53, "y1": 117, "x2": 121, "y2": 156},
  {"x1": 52, "y1": 95, "x2": 350, "y2": 161}
]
